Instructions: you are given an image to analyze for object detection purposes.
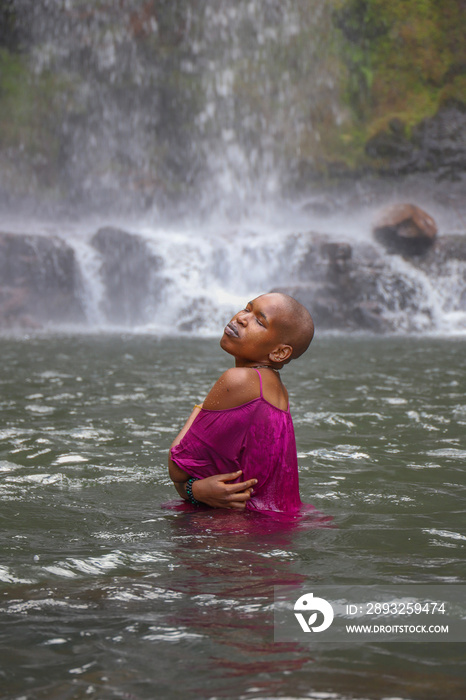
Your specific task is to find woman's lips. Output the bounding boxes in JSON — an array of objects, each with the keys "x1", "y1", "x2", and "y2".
[{"x1": 224, "y1": 322, "x2": 239, "y2": 337}]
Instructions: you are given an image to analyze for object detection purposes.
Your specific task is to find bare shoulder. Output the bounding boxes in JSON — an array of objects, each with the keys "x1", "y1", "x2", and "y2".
[
  {"x1": 219, "y1": 367, "x2": 254, "y2": 387},
  {"x1": 202, "y1": 368, "x2": 260, "y2": 410}
]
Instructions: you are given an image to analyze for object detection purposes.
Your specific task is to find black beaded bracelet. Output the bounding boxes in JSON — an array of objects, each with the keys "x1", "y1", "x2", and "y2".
[{"x1": 186, "y1": 477, "x2": 201, "y2": 506}]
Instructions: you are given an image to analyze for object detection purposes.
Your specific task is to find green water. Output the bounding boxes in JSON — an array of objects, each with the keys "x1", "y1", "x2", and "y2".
[{"x1": 0, "y1": 334, "x2": 465, "y2": 699}]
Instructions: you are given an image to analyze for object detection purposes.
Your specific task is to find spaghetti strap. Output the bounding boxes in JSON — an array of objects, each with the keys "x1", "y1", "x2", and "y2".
[{"x1": 253, "y1": 368, "x2": 264, "y2": 398}]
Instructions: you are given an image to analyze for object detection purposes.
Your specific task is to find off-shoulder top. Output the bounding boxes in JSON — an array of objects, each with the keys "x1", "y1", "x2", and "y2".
[{"x1": 170, "y1": 369, "x2": 303, "y2": 514}]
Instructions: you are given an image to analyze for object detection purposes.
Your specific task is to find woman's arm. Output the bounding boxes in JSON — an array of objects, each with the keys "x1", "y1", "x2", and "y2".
[
  {"x1": 167, "y1": 373, "x2": 260, "y2": 508},
  {"x1": 171, "y1": 470, "x2": 257, "y2": 509},
  {"x1": 168, "y1": 404, "x2": 202, "y2": 483}
]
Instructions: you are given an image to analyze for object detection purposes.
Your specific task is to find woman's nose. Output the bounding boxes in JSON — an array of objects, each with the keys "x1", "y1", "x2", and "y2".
[{"x1": 236, "y1": 310, "x2": 249, "y2": 326}]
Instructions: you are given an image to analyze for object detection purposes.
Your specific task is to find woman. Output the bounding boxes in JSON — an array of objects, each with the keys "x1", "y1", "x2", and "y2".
[{"x1": 168, "y1": 292, "x2": 314, "y2": 514}]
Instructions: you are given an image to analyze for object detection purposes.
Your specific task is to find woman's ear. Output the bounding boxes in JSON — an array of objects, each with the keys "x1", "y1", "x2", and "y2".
[{"x1": 269, "y1": 344, "x2": 293, "y2": 364}]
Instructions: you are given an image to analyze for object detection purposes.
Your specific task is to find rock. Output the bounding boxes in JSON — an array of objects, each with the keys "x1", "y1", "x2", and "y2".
[
  {"x1": 320, "y1": 242, "x2": 352, "y2": 274},
  {"x1": 0, "y1": 232, "x2": 86, "y2": 328},
  {"x1": 91, "y1": 227, "x2": 164, "y2": 325},
  {"x1": 276, "y1": 227, "x2": 464, "y2": 333},
  {"x1": 409, "y1": 234, "x2": 466, "y2": 312},
  {"x1": 274, "y1": 283, "x2": 390, "y2": 333},
  {"x1": 365, "y1": 100, "x2": 466, "y2": 179},
  {"x1": 365, "y1": 129, "x2": 413, "y2": 161},
  {"x1": 411, "y1": 99, "x2": 466, "y2": 177},
  {"x1": 430, "y1": 234, "x2": 466, "y2": 262},
  {"x1": 276, "y1": 234, "x2": 393, "y2": 332},
  {"x1": 372, "y1": 203, "x2": 438, "y2": 255}
]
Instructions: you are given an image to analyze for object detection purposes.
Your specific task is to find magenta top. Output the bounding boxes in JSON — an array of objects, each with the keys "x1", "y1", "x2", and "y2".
[{"x1": 170, "y1": 369, "x2": 306, "y2": 515}]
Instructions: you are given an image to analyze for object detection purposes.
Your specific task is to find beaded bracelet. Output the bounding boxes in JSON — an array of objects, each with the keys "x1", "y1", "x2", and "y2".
[{"x1": 186, "y1": 477, "x2": 202, "y2": 506}]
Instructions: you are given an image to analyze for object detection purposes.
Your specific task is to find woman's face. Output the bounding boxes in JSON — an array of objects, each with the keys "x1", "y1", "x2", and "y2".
[{"x1": 220, "y1": 294, "x2": 289, "y2": 365}]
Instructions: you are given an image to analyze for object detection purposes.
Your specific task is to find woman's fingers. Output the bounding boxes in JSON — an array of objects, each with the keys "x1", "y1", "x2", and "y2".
[
  {"x1": 227, "y1": 501, "x2": 247, "y2": 510},
  {"x1": 229, "y1": 487, "x2": 254, "y2": 500},
  {"x1": 228, "y1": 478, "x2": 257, "y2": 493},
  {"x1": 190, "y1": 472, "x2": 257, "y2": 509},
  {"x1": 211, "y1": 471, "x2": 257, "y2": 493},
  {"x1": 216, "y1": 470, "x2": 243, "y2": 482}
]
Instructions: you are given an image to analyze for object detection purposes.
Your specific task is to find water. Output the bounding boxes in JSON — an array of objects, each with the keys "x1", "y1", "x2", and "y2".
[
  {"x1": 5, "y1": 0, "x2": 337, "y2": 215},
  {"x1": 1, "y1": 333, "x2": 465, "y2": 699},
  {"x1": 4, "y1": 216, "x2": 466, "y2": 335}
]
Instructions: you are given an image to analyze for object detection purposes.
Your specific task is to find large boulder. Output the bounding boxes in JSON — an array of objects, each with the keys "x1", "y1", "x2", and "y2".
[
  {"x1": 91, "y1": 227, "x2": 164, "y2": 325},
  {"x1": 0, "y1": 232, "x2": 86, "y2": 328},
  {"x1": 372, "y1": 203, "x2": 437, "y2": 255}
]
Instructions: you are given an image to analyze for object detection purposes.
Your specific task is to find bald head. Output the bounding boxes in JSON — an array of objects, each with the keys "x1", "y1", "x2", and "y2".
[{"x1": 260, "y1": 292, "x2": 314, "y2": 361}]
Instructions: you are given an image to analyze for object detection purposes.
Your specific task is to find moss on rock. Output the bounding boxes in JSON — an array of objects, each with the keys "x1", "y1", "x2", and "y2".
[{"x1": 327, "y1": 0, "x2": 466, "y2": 174}]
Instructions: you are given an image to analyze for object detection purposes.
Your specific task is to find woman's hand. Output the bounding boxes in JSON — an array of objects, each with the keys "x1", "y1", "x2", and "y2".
[{"x1": 192, "y1": 470, "x2": 257, "y2": 510}]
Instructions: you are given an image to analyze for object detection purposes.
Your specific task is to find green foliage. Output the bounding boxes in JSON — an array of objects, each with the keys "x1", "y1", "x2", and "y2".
[{"x1": 329, "y1": 0, "x2": 466, "y2": 167}]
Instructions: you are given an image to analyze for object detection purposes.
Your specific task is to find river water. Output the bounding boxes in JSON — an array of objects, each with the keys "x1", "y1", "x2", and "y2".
[{"x1": 0, "y1": 333, "x2": 465, "y2": 700}]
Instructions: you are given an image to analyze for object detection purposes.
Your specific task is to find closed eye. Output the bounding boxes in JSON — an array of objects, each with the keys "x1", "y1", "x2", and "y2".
[
  {"x1": 246, "y1": 306, "x2": 264, "y2": 326},
  {"x1": 243, "y1": 303, "x2": 266, "y2": 327}
]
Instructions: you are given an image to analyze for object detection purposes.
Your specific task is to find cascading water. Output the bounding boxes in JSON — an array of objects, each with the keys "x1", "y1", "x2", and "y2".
[
  {"x1": 1, "y1": 0, "x2": 340, "y2": 217},
  {"x1": 5, "y1": 216, "x2": 463, "y2": 336},
  {"x1": 0, "y1": 1, "x2": 465, "y2": 335},
  {"x1": 373, "y1": 254, "x2": 466, "y2": 334}
]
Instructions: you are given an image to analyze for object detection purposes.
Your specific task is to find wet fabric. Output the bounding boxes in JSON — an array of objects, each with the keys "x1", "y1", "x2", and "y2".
[{"x1": 170, "y1": 370, "x2": 310, "y2": 515}]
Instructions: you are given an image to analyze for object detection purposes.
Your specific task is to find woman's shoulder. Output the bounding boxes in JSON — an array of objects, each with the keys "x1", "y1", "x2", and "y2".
[
  {"x1": 221, "y1": 366, "x2": 257, "y2": 384},
  {"x1": 203, "y1": 368, "x2": 260, "y2": 410}
]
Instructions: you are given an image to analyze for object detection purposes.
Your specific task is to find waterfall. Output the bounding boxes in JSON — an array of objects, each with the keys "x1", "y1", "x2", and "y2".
[
  {"x1": 1, "y1": 2, "x2": 465, "y2": 334},
  {"x1": 1, "y1": 0, "x2": 339, "y2": 217},
  {"x1": 2, "y1": 218, "x2": 464, "y2": 336}
]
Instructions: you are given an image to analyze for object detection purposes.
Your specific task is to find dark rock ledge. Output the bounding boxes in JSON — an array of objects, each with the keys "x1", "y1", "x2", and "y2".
[
  {"x1": 0, "y1": 232, "x2": 86, "y2": 328},
  {"x1": 1, "y1": 224, "x2": 465, "y2": 332}
]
